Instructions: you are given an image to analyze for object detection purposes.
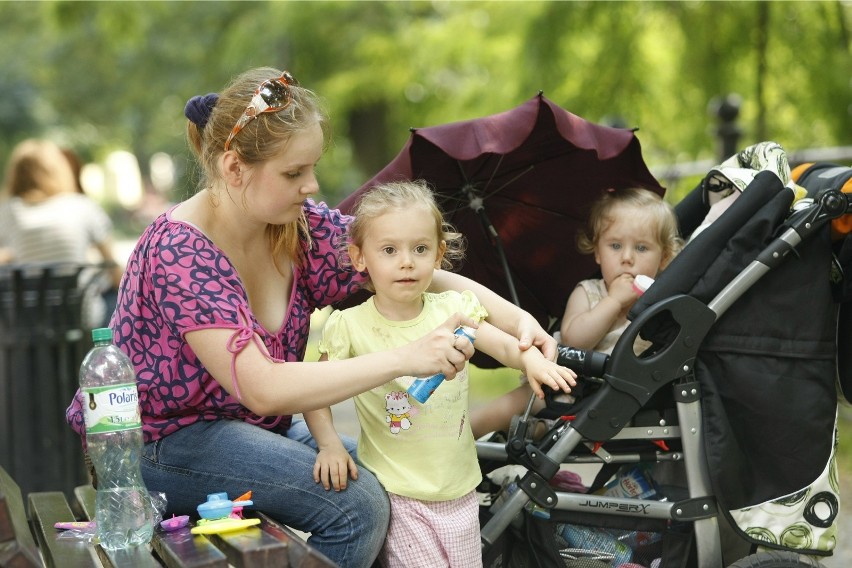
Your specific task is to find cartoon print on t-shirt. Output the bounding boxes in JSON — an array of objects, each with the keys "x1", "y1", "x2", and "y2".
[{"x1": 385, "y1": 391, "x2": 412, "y2": 434}]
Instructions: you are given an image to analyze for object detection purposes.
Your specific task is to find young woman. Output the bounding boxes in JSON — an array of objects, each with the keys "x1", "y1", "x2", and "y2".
[{"x1": 65, "y1": 67, "x2": 557, "y2": 568}]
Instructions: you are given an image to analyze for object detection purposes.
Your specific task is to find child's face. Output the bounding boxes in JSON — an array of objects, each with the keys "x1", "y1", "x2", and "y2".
[
  {"x1": 594, "y1": 204, "x2": 665, "y2": 288},
  {"x1": 349, "y1": 206, "x2": 446, "y2": 317}
]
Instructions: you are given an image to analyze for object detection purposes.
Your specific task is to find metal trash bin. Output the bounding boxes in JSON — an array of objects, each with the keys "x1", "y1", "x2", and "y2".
[{"x1": 0, "y1": 263, "x2": 102, "y2": 499}]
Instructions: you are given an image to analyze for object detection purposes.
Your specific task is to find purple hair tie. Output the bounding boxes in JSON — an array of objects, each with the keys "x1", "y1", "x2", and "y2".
[{"x1": 184, "y1": 93, "x2": 219, "y2": 129}]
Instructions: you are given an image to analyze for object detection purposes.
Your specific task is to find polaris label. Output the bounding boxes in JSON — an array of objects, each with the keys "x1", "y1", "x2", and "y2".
[{"x1": 83, "y1": 383, "x2": 141, "y2": 434}]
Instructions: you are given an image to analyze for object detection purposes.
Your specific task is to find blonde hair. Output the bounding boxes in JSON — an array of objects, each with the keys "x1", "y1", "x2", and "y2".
[
  {"x1": 347, "y1": 180, "x2": 465, "y2": 288},
  {"x1": 185, "y1": 67, "x2": 330, "y2": 268},
  {"x1": 578, "y1": 187, "x2": 683, "y2": 263},
  {"x1": 3, "y1": 139, "x2": 77, "y2": 203}
]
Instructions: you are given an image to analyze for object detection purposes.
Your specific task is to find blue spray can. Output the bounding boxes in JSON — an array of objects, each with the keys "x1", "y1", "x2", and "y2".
[{"x1": 407, "y1": 326, "x2": 476, "y2": 404}]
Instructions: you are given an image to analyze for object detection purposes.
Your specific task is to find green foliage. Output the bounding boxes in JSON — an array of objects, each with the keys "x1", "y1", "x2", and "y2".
[{"x1": 2, "y1": 0, "x2": 852, "y2": 205}]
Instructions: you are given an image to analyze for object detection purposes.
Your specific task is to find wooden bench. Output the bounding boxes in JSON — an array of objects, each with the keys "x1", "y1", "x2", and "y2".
[{"x1": 1, "y1": 466, "x2": 337, "y2": 567}]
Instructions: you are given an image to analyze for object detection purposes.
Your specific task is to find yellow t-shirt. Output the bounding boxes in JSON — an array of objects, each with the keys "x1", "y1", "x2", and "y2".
[{"x1": 318, "y1": 290, "x2": 488, "y2": 501}]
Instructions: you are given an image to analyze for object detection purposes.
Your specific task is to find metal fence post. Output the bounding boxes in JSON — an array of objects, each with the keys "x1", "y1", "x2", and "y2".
[
  {"x1": 0, "y1": 263, "x2": 95, "y2": 499},
  {"x1": 709, "y1": 93, "x2": 743, "y2": 162}
]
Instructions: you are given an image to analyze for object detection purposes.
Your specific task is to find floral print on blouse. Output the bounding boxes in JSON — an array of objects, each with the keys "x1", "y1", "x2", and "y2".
[{"x1": 66, "y1": 199, "x2": 364, "y2": 444}]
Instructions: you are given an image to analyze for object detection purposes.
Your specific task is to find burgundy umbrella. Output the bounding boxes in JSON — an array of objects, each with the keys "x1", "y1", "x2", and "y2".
[{"x1": 338, "y1": 92, "x2": 665, "y2": 367}]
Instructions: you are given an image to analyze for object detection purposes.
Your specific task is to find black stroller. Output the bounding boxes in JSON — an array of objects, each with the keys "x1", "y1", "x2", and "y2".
[{"x1": 477, "y1": 149, "x2": 846, "y2": 568}]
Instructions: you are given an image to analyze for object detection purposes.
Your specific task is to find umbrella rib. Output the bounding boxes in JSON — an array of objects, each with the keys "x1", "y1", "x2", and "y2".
[
  {"x1": 481, "y1": 164, "x2": 534, "y2": 200},
  {"x1": 481, "y1": 154, "x2": 505, "y2": 196}
]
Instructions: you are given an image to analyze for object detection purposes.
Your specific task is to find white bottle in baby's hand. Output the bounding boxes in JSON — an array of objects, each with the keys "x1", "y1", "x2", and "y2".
[{"x1": 632, "y1": 275, "x2": 655, "y2": 296}]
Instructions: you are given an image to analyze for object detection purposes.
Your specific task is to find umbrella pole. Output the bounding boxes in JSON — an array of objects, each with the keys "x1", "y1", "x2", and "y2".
[{"x1": 462, "y1": 186, "x2": 521, "y2": 307}]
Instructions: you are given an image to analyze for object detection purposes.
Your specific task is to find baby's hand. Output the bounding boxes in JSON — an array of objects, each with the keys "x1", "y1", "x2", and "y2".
[
  {"x1": 313, "y1": 445, "x2": 359, "y2": 491},
  {"x1": 608, "y1": 273, "x2": 640, "y2": 308},
  {"x1": 522, "y1": 351, "x2": 578, "y2": 400}
]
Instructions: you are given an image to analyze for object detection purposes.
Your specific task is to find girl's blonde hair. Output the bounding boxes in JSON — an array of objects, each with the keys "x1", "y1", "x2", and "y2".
[
  {"x1": 185, "y1": 67, "x2": 330, "y2": 269},
  {"x1": 3, "y1": 139, "x2": 77, "y2": 203},
  {"x1": 578, "y1": 187, "x2": 683, "y2": 262},
  {"x1": 348, "y1": 179, "x2": 465, "y2": 275}
]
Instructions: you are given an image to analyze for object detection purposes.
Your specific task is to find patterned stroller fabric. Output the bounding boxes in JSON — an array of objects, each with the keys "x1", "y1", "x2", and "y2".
[
  {"x1": 689, "y1": 141, "x2": 805, "y2": 241},
  {"x1": 631, "y1": 143, "x2": 839, "y2": 555}
]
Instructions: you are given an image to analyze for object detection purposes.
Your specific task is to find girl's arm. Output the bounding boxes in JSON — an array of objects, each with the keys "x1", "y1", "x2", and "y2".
[
  {"x1": 303, "y1": 355, "x2": 358, "y2": 492},
  {"x1": 430, "y1": 269, "x2": 556, "y2": 361},
  {"x1": 561, "y1": 285, "x2": 621, "y2": 350},
  {"x1": 474, "y1": 321, "x2": 576, "y2": 399},
  {"x1": 185, "y1": 313, "x2": 475, "y2": 416}
]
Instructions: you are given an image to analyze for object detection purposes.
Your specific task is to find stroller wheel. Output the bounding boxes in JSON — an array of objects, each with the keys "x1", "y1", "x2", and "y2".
[{"x1": 727, "y1": 550, "x2": 828, "y2": 568}]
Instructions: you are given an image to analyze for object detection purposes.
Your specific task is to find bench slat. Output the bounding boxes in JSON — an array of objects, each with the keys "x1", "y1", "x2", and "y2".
[
  {"x1": 94, "y1": 546, "x2": 162, "y2": 568},
  {"x1": 256, "y1": 513, "x2": 337, "y2": 568},
  {"x1": 71, "y1": 485, "x2": 160, "y2": 568},
  {"x1": 27, "y1": 491, "x2": 99, "y2": 568},
  {"x1": 204, "y1": 519, "x2": 289, "y2": 568},
  {"x1": 71, "y1": 486, "x2": 96, "y2": 522},
  {"x1": 0, "y1": 465, "x2": 41, "y2": 567},
  {"x1": 152, "y1": 528, "x2": 228, "y2": 568},
  {"x1": 78, "y1": 485, "x2": 228, "y2": 568},
  {"x1": 72, "y1": 484, "x2": 336, "y2": 568}
]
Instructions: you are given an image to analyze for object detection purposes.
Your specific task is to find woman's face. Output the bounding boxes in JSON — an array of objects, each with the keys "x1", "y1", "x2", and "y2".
[{"x1": 241, "y1": 122, "x2": 323, "y2": 226}]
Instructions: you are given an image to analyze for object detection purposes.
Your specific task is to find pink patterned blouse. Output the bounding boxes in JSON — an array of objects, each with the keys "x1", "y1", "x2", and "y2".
[{"x1": 66, "y1": 199, "x2": 364, "y2": 444}]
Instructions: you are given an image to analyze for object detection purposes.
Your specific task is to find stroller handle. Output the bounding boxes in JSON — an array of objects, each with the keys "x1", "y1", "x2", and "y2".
[{"x1": 556, "y1": 344, "x2": 609, "y2": 378}]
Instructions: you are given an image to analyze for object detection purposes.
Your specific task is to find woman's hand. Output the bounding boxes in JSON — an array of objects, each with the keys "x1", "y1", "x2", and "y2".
[
  {"x1": 402, "y1": 313, "x2": 477, "y2": 380},
  {"x1": 313, "y1": 444, "x2": 358, "y2": 491},
  {"x1": 516, "y1": 311, "x2": 557, "y2": 361}
]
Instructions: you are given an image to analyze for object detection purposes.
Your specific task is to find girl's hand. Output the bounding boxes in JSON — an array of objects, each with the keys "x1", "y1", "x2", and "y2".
[
  {"x1": 521, "y1": 351, "x2": 578, "y2": 399},
  {"x1": 313, "y1": 445, "x2": 358, "y2": 491},
  {"x1": 403, "y1": 313, "x2": 476, "y2": 380}
]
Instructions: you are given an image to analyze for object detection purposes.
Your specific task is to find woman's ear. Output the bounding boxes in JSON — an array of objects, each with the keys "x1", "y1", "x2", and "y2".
[
  {"x1": 221, "y1": 151, "x2": 244, "y2": 187},
  {"x1": 349, "y1": 244, "x2": 367, "y2": 272}
]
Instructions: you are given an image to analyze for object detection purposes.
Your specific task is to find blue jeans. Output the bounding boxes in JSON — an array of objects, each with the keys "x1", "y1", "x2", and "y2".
[{"x1": 141, "y1": 419, "x2": 390, "y2": 568}]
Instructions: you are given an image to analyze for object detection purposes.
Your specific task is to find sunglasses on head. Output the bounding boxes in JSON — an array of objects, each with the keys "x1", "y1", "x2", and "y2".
[{"x1": 223, "y1": 71, "x2": 299, "y2": 152}]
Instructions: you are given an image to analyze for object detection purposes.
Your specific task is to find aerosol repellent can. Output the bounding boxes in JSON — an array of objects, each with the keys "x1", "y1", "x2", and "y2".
[{"x1": 407, "y1": 326, "x2": 476, "y2": 404}]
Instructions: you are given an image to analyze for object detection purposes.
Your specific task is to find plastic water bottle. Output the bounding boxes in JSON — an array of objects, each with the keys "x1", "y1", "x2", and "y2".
[
  {"x1": 407, "y1": 326, "x2": 476, "y2": 403},
  {"x1": 80, "y1": 327, "x2": 154, "y2": 550}
]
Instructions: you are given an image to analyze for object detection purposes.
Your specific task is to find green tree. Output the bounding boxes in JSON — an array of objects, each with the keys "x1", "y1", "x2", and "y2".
[{"x1": 2, "y1": 0, "x2": 851, "y2": 206}]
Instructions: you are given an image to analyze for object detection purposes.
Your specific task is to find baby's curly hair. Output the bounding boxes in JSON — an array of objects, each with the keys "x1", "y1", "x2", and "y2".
[
  {"x1": 346, "y1": 179, "x2": 465, "y2": 277},
  {"x1": 578, "y1": 187, "x2": 683, "y2": 263}
]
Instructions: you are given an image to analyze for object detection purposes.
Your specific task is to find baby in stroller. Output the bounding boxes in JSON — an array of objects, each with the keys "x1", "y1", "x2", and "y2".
[
  {"x1": 471, "y1": 188, "x2": 682, "y2": 442},
  {"x1": 477, "y1": 142, "x2": 842, "y2": 568}
]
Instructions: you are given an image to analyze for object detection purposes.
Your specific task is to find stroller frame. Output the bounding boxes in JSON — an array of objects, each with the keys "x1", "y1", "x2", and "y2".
[{"x1": 478, "y1": 185, "x2": 848, "y2": 567}]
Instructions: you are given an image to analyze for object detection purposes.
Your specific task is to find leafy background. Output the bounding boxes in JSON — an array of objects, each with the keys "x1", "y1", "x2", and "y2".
[
  {"x1": 3, "y1": 1, "x2": 852, "y2": 210},
  {"x1": 3, "y1": 0, "x2": 851, "y2": 480}
]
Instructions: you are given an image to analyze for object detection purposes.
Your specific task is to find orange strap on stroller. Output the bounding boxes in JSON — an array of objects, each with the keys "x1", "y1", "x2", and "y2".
[{"x1": 792, "y1": 162, "x2": 852, "y2": 238}]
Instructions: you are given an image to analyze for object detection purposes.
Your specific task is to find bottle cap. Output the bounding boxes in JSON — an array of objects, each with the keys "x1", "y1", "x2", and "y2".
[
  {"x1": 455, "y1": 326, "x2": 477, "y2": 342},
  {"x1": 632, "y1": 275, "x2": 655, "y2": 296},
  {"x1": 91, "y1": 328, "x2": 113, "y2": 343}
]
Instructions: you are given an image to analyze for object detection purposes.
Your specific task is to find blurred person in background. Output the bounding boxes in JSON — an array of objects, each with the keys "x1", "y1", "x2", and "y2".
[
  {"x1": 60, "y1": 147, "x2": 86, "y2": 194},
  {"x1": 0, "y1": 138, "x2": 123, "y2": 328}
]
